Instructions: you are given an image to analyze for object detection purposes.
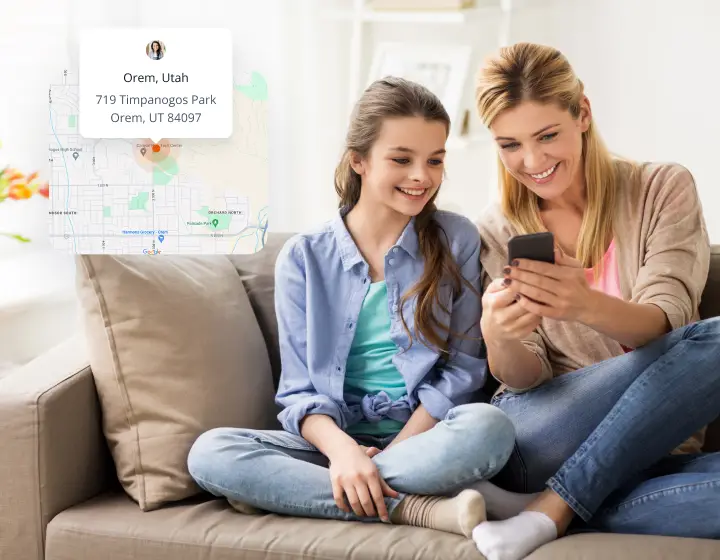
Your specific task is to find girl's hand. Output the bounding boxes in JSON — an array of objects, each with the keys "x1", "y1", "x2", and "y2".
[
  {"x1": 359, "y1": 445, "x2": 381, "y2": 458},
  {"x1": 504, "y1": 249, "x2": 594, "y2": 322},
  {"x1": 481, "y1": 277, "x2": 543, "y2": 342},
  {"x1": 329, "y1": 445, "x2": 399, "y2": 522}
]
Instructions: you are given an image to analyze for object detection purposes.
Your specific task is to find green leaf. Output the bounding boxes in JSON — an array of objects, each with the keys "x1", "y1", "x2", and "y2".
[{"x1": 0, "y1": 232, "x2": 31, "y2": 242}]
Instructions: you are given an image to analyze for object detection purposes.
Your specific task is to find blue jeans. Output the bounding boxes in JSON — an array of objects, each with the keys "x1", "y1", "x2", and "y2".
[
  {"x1": 187, "y1": 403, "x2": 515, "y2": 522},
  {"x1": 491, "y1": 317, "x2": 720, "y2": 538}
]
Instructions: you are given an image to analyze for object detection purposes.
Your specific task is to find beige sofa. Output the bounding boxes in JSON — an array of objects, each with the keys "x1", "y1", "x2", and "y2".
[{"x1": 1, "y1": 234, "x2": 719, "y2": 560}]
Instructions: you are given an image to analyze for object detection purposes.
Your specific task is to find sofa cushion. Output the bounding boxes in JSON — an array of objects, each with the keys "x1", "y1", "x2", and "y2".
[
  {"x1": 699, "y1": 247, "x2": 720, "y2": 452},
  {"x1": 699, "y1": 247, "x2": 720, "y2": 320},
  {"x1": 228, "y1": 232, "x2": 292, "y2": 391},
  {"x1": 526, "y1": 532, "x2": 720, "y2": 560},
  {"x1": 45, "y1": 492, "x2": 478, "y2": 560},
  {"x1": 75, "y1": 255, "x2": 277, "y2": 511},
  {"x1": 45, "y1": 493, "x2": 720, "y2": 560}
]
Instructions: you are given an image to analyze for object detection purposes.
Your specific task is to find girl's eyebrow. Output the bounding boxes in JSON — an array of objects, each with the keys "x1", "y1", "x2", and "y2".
[{"x1": 389, "y1": 146, "x2": 446, "y2": 155}]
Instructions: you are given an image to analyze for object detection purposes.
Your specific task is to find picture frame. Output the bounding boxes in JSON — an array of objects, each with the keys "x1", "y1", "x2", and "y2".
[{"x1": 367, "y1": 42, "x2": 472, "y2": 129}]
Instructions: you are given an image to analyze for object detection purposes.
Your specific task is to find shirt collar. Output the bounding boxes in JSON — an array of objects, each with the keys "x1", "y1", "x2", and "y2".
[{"x1": 331, "y1": 206, "x2": 420, "y2": 272}]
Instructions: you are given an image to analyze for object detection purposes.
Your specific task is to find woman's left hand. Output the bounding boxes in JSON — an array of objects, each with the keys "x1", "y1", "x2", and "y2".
[{"x1": 503, "y1": 249, "x2": 594, "y2": 322}]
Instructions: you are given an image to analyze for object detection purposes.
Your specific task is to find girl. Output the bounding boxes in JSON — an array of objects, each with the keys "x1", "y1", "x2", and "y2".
[
  {"x1": 469, "y1": 42, "x2": 720, "y2": 560},
  {"x1": 187, "y1": 76, "x2": 515, "y2": 536}
]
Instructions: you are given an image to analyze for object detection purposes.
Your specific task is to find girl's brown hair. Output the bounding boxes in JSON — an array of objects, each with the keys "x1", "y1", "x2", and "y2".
[{"x1": 334, "y1": 76, "x2": 479, "y2": 355}]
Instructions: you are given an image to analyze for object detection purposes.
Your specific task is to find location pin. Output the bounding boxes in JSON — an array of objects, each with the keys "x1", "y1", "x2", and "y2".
[
  {"x1": 158, "y1": 234, "x2": 164, "y2": 243},
  {"x1": 140, "y1": 147, "x2": 147, "y2": 156},
  {"x1": 211, "y1": 218, "x2": 219, "y2": 228},
  {"x1": 72, "y1": 151, "x2": 79, "y2": 160}
]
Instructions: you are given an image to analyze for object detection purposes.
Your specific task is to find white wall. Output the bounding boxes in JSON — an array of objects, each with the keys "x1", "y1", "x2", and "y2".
[
  {"x1": 504, "y1": 0, "x2": 720, "y2": 240},
  {"x1": 2, "y1": 0, "x2": 719, "y2": 249},
  {"x1": 3, "y1": 0, "x2": 719, "y2": 245},
  {"x1": 303, "y1": 0, "x2": 720, "y2": 239}
]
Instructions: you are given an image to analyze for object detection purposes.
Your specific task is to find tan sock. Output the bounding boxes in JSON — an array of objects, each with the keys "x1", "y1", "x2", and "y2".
[{"x1": 390, "y1": 489, "x2": 487, "y2": 537}]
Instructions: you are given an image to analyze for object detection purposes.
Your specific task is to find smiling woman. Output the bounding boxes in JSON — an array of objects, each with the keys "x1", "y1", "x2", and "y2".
[{"x1": 469, "y1": 41, "x2": 720, "y2": 560}]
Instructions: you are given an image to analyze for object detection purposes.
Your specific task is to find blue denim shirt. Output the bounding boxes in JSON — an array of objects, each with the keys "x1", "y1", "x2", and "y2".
[{"x1": 274, "y1": 208, "x2": 488, "y2": 436}]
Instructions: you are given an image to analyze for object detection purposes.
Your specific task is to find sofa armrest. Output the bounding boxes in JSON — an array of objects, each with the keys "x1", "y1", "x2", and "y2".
[{"x1": 0, "y1": 334, "x2": 111, "y2": 560}]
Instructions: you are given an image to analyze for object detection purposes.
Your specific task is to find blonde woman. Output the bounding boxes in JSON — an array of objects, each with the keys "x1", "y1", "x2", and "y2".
[{"x1": 470, "y1": 42, "x2": 720, "y2": 560}]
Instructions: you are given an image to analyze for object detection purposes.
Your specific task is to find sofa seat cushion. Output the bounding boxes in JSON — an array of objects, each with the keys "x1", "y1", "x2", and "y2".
[
  {"x1": 528, "y1": 532, "x2": 720, "y2": 559},
  {"x1": 45, "y1": 492, "x2": 477, "y2": 560},
  {"x1": 46, "y1": 493, "x2": 720, "y2": 560}
]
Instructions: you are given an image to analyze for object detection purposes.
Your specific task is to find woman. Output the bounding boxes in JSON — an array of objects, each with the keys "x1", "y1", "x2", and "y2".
[
  {"x1": 149, "y1": 40, "x2": 163, "y2": 60},
  {"x1": 187, "y1": 77, "x2": 515, "y2": 537},
  {"x1": 469, "y1": 42, "x2": 720, "y2": 560}
]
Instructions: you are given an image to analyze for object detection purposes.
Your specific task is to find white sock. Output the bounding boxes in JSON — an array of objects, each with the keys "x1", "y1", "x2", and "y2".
[
  {"x1": 462, "y1": 480, "x2": 540, "y2": 520},
  {"x1": 472, "y1": 511, "x2": 557, "y2": 560}
]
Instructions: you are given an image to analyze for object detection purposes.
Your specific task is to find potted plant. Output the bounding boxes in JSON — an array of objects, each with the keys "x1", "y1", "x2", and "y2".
[{"x1": 0, "y1": 167, "x2": 49, "y2": 242}]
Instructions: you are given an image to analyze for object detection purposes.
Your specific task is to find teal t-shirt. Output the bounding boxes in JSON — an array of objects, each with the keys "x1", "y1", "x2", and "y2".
[{"x1": 344, "y1": 281, "x2": 407, "y2": 436}]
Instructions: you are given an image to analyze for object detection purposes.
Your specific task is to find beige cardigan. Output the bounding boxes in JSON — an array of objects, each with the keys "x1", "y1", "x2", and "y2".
[{"x1": 476, "y1": 161, "x2": 711, "y2": 453}]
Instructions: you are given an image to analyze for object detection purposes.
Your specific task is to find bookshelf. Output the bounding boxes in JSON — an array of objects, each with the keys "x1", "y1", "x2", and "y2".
[{"x1": 327, "y1": 0, "x2": 514, "y2": 150}]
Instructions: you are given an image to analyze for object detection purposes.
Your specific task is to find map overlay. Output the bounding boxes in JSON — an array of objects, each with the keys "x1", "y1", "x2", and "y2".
[{"x1": 48, "y1": 71, "x2": 268, "y2": 254}]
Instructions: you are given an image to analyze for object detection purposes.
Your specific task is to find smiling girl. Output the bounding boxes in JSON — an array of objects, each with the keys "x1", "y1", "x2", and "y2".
[{"x1": 187, "y1": 76, "x2": 515, "y2": 536}]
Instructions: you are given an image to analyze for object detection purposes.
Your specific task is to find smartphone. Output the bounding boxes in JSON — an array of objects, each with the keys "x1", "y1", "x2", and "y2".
[{"x1": 507, "y1": 232, "x2": 555, "y2": 264}]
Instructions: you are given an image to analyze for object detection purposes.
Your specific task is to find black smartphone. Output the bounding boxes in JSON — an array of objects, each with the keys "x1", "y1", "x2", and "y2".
[{"x1": 507, "y1": 232, "x2": 555, "y2": 264}]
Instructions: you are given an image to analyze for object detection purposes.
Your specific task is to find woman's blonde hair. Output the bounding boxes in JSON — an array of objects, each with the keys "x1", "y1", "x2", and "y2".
[
  {"x1": 335, "y1": 76, "x2": 480, "y2": 355},
  {"x1": 475, "y1": 42, "x2": 619, "y2": 270}
]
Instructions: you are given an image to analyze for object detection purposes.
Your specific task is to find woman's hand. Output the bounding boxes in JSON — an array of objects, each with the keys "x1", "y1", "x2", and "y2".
[
  {"x1": 504, "y1": 249, "x2": 594, "y2": 322},
  {"x1": 481, "y1": 277, "x2": 543, "y2": 342},
  {"x1": 329, "y1": 445, "x2": 399, "y2": 522}
]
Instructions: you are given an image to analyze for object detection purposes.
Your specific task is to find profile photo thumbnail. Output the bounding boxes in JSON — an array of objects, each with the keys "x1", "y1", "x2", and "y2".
[{"x1": 146, "y1": 40, "x2": 166, "y2": 60}]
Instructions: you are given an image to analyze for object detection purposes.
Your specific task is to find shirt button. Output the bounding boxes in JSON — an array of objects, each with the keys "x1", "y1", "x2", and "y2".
[
  {"x1": 388, "y1": 258, "x2": 395, "y2": 266},
  {"x1": 392, "y1": 247, "x2": 398, "y2": 253},
  {"x1": 348, "y1": 323, "x2": 353, "y2": 329}
]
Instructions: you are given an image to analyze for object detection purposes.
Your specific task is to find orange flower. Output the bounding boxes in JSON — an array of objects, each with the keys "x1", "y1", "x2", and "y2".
[{"x1": 8, "y1": 183, "x2": 33, "y2": 199}]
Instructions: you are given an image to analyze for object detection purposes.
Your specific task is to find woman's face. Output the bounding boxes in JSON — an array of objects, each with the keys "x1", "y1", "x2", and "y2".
[
  {"x1": 153, "y1": 42, "x2": 159, "y2": 52},
  {"x1": 489, "y1": 99, "x2": 590, "y2": 202}
]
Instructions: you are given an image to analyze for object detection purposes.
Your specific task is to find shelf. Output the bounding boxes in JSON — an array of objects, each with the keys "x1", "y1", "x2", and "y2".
[
  {"x1": 325, "y1": 7, "x2": 498, "y2": 24},
  {"x1": 365, "y1": 9, "x2": 468, "y2": 23}
]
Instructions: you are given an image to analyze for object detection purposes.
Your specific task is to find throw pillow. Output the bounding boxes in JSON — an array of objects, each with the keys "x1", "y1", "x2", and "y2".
[{"x1": 75, "y1": 255, "x2": 277, "y2": 511}]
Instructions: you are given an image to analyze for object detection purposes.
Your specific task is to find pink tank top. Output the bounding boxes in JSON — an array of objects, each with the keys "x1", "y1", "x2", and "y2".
[
  {"x1": 584, "y1": 239, "x2": 622, "y2": 299},
  {"x1": 584, "y1": 239, "x2": 630, "y2": 351}
]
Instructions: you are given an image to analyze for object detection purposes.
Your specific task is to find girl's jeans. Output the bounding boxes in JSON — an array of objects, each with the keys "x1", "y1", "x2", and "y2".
[{"x1": 188, "y1": 402, "x2": 515, "y2": 522}]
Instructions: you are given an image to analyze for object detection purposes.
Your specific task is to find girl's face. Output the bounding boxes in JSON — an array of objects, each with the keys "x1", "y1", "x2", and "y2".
[
  {"x1": 153, "y1": 43, "x2": 159, "y2": 52},
  {"x1": 351, "y1": 116, "x2": 446, "y2": 217},
  {"x1": 489, "y1": 100, "x2": 590, "y2": 202}
]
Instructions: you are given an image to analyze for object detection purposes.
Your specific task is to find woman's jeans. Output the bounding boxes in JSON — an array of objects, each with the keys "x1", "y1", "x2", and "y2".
[
  {"x1": 491, "y1": 317, "x2": 720, "y2": 538},
  {"x1": 187, "y1": 402, "x2": 515, "y2": 522}
]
